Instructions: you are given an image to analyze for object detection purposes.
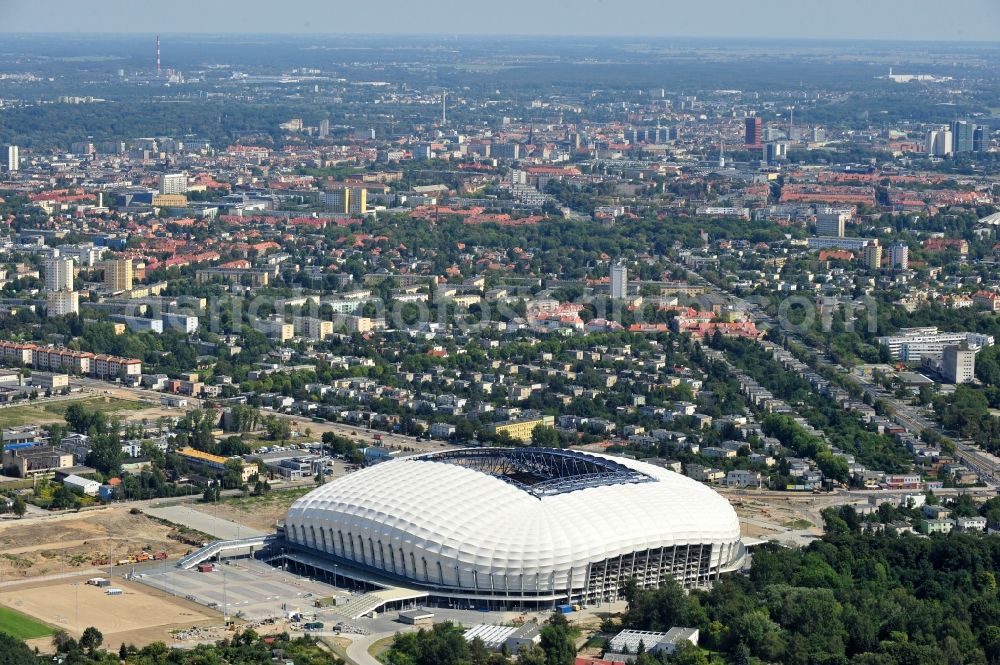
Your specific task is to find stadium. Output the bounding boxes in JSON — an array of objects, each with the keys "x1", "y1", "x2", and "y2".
[{"x1": 279, "y1": 448, "x2": 745, "y2": 609}]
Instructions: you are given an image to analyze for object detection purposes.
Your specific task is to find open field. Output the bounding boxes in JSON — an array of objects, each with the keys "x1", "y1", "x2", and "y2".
[
  {"x1": 1, "y1": 577, "x2": 216, "y2": 647},
  {"x1": 0, "y1": 605, "x2": 55, "y2": 640},
  {"x1": 191, "y1": 486, "x2": 314, "y2": 532},
  {"x1": 0, "y1": 396, "x2": 148, "y2": 429},
  {"x1": 0, "y1": 506, "x2": 196, "y2": 580}
]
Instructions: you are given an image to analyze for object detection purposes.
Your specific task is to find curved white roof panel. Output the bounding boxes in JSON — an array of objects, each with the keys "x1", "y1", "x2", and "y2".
[{"x1": 284, "y1": 448, "x2": 743, "y2": 598}]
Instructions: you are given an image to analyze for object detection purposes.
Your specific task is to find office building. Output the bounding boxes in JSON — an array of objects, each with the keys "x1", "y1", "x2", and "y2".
[
  {"x1": 925, "y1": 130, "x2": 938, "y2": 155},
  {"x1": 46, "y1": 291, "x2": 79, "y2": 317},
  {"x1": 176, "y1": 447, "x2": 256, "y2": 483},
  {"x1": 877, "y1": 327, "x2": 994, "y2": 361},
  {"x1": 610, "y1": 262, "x2": 628, "y2": 300},
  {"x1": 927, "y1": 128, "x2": 953, "y2": 157},
  {"x1": 938, "y1": 128, "x2": 953, "y2": 156},
  {"x1": 974, "y1": 125, "x2": 991, "y2": 153},
  {"x1": 888, "y1": 243, "x2": 909, "y2": 270},
  {"x1": 57, "y1": 243, "x2": 106, "y2": 267},
  {"x1": 491, "y1": 143, "x2": 521, "y2": 160},
  {"x1": 321, "y1": 186, "x2": 368, "y2": 215},
  {"x1": 862, "y1": 240, "x2": 882, "y2": 270},
  {"x1": 104, "y1": 258, "x2": 134, "y2": 292},
  {"x1": 764, "y1": 141, "x2": 787, "y2": 162},
  {"x1": 2, "y1": 446, "x2": 74, "y2": 477},
  {"x1": 158, "y1": 173, "x2": 187, "y2": 195},
  {"x1": 44, "y1": 257, "x2": 74, "y2": 292},
  {"x1": 807, "y1": 237, "x2": 870, "y2": 251},
  {"x1": 6, "y1": 145, "x2": 18, "y2": 172},
  {"x1": 951, "y1": 121, "x2": 974, "y2": 153},
  {"x1": 152, "y1": 193, "x2": 187, "y2": 207},
  {"x1": 815, "y1": 211, "x2": 847, "y2": 237},
  {"x1": 44, "y1": 257, "x2": 77, "y2": 318},
  {"x1": 744, "y1": 117, "x2": 762, "y2": 147},
  {"x1": 161, "y1": 313, "x2": 199, "y2": 334},
  {"x1": 319, "y1": 118, "x2": 330, "y2": 139},
  {"x1": 941, "y1": 345, "x2": 976, "y2": 384},
  {"x1": 111, "y1": 315, "x2": 163, "y2": 334},
  {"x1": 413, "y1": 143, "x2": 433, "y2": 160}
]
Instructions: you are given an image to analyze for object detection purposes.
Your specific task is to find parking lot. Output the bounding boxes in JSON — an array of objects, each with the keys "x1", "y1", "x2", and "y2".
[{"x1": 136, "y1": 559, "x2": 351, "y2": 621}]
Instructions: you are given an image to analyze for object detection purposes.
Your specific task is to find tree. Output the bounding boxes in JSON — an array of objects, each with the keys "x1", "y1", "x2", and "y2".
[
  {"x1": 65, "y1": 402, "x2": 108, "y2": 434},
  {"x1": 539, "y1": 613, "x2": 576, "y2": 665},
  {"x1": 80, "y1": 626, "x2": 103, "y2": 653},
  {"x1": 0, "y1": 632, "x2": 39, "y2": 665},
  {"x1": 517, "y1": 645, "x2": 549, "y2": 665},
  {"x1": 224, "y1": 404, "x2": 262, "y2": 433},
  {"x1": 140, "y1": 440, "x2": 166, "y2": 468},
  {"x1": 531, "y1": 425, "x2": 560, "y2": 448},
  {"x1": 119, "y1": 642, "x2": 129, "y2": 660},
  {"x1": 981, "y1": 626, "x2": 1000, "y2": 665},
  {"x1": 51, "y1": 629, "x2": 76, "y2": 653},
  {"x1": 11, "y1": 495, "x2": 26, "y2": 519},
  {"x1": 51, "y1": 485, "x2": 81, "y2": 511},
  {"x1": 469, "y1": 636, "x2": 490, "y2": 665},
  {"x1": 222, "y1": 458, "x2": 246, "y2": 490},
  {"x1": 732, "y1": 642, "x2": 751, "y2": 665},
  {"x1": 87, "y1": 434, "x2": 124, "y2": 476},
  {"x1": 265, "y1": 416, "x2": 292, "y2": 442},
  {"x1": 671, "y1": 640, "x2": 709, "y2": 665}
]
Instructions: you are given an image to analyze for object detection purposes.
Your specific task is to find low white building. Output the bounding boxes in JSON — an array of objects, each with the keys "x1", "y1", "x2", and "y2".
[
  {"x1": 428, "y1": 422, "x2": 456, "y2": 439},
  {"x1": 63, "y1": 474, "x2": 100, "y2": 496},
  {"x1": 957, "y1": 516, "x2": 987, "y2": 532},
  {"x1": 725, "y1": 470, "x2": 763, "y2": 489},
  {"x1": 608, "y1": 628, "x2": 700, "y2": 657},
  {"x1": 161, "y1": 313, "x2": 199, "y2": 334}
]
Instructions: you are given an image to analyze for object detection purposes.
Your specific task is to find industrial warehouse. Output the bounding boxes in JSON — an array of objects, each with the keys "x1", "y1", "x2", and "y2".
[{"x1": 271, "y1": 448, "x2": 746, "y2": 610}]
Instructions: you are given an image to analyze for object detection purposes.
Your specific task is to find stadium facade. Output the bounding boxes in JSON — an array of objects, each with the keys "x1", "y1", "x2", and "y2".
[{"x1": 280, "y1": 448, "x2": 745, "y2": 609}]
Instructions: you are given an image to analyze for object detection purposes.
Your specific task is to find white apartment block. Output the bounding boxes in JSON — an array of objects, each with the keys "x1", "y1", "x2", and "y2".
[{"x1": 877, "y1": 327, "x2": 994, "y2": 361}]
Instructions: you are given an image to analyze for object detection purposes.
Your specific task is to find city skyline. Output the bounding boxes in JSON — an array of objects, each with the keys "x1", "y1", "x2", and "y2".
[{"x1": 1, "y1": 0, "x2": 999, "y2": 41}]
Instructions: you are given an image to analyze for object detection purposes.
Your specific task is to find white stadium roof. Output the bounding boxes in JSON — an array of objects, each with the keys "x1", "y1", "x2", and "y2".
[{"x1": 283, "y1": 448, "x2": 743, "y2": 603}]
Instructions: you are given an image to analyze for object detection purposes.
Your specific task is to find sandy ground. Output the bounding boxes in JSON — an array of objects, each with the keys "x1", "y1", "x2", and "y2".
[
  {"x1": 720, "y1": 488, "x2": 875, "y2": 542},
  {"x1": 0, "y1": 506, "x2": 195, "y2": 580},
  {"x1": 5, "y1": 577, "x2": 218, "y2": 648}
]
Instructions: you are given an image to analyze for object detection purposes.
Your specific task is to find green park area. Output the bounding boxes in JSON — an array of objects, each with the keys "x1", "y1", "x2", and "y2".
[
  {"x1": 0, "y1": 397, "x2": 147, "y2": 429},
  {"x1": 0, "y1": 605, "x2": 55, "y2": 640}
]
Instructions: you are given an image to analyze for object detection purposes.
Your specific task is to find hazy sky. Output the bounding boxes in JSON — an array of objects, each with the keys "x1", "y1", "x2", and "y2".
[{"x1": 1, "y1": 0, "x2": 998, "y2": 41}]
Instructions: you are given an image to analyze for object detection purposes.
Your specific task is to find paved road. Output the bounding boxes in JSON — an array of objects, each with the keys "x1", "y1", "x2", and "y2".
[
  {"x1": 144, "y1": 505, "x2": 268, "y2": 541},
  {"x1": 674, "y1": 260, "x2": 1000, "y2": 488},
  {"x1": 344, "y1": 631, "x2": 396, "y2": 665},
  {"x1": 857, "y1": 377, "x2": 1000, "y2": 485}
]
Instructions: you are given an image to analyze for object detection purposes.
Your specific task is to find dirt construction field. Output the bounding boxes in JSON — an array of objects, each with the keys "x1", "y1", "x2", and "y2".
[
  {"x1": 1, "y1": 578, "x2": 217, "y2": 649},
  {"x1": 0, "y1": 506, "x2": 196, "y2": 580}
]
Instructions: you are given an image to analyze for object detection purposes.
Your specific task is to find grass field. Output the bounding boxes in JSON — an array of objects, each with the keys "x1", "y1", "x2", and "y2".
[
  {"x1": 0, "y1": 605, "x2": 55, "y2": 640},
  {"x1": 0, "y1": 397, "x2": 148, "y2": 428},
  {"x1": 221, "y1": 485, "x2": 314, "y2": 509}
]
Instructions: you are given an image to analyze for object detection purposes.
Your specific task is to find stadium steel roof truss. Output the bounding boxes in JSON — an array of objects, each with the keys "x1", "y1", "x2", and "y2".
[{"x1": 420, "y1": 447, "x2": 655, "y2": 498}]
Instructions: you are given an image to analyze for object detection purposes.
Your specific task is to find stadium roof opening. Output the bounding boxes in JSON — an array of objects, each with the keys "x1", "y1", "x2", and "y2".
[{"x1": 420, "y1": 447, "x2": 655, "y2": 498}]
